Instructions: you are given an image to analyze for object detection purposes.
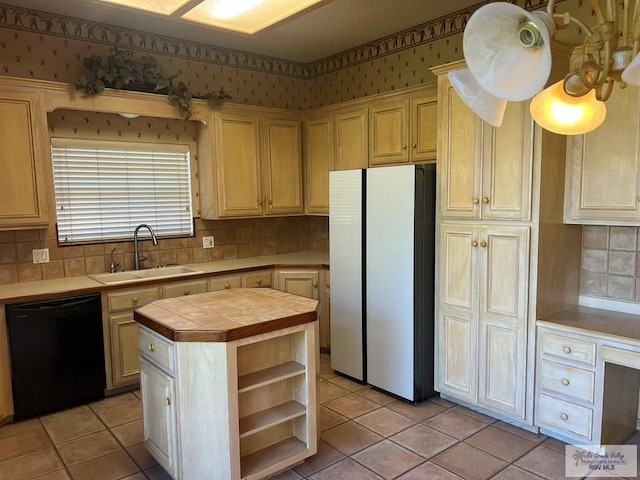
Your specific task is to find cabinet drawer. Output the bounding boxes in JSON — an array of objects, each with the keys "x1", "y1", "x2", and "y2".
[
  {"x1": 161, "y1": 280, "x2": 208, "y2": 298},
  {"x1": 540, "y1": 360, "x2": 595, "y2": 403},
  {"x1": 540, "y1": 331, "x2": 596, "y2": 366},
  {"x1": 210, "y1": 275, "x2": 242, "y2": 291},
  {"x1": 243, "y1": 271, "x2": 272, "y2": 288},
  {"x1": 538, "y1": 394, "x2": 593, "y2": 441},
  {"x1": 138, "y1": 326, "x2": 175, "y2": 373},
  {"x1": 108, "y1": 288, "x2": 160, "y2": 313}
]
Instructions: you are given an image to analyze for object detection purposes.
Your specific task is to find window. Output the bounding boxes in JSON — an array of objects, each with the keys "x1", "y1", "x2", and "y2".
[{"x1": 51, "y1": 138, "x2": 193, "y2": 244}]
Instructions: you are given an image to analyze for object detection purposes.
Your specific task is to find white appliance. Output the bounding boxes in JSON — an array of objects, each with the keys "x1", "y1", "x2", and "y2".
[{"x1": 329, "y1": 164, "x2": 436, "y2": 402}]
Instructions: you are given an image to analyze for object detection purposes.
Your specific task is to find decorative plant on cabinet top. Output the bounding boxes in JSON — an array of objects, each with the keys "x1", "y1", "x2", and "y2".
[{"x1": 74, "y1": 49, "x2": 231, "y2": 119}]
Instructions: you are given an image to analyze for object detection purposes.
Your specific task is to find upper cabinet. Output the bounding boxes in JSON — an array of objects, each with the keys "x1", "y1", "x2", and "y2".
[
  {"x1": 198, "y1": 106, "x2": 303, "y2": 219},
  {"x1": 304, "y1": 114, "x2": 334, "y2": 215},
  {"x1": 368, "y1": 85, "x2": 437, "y2": 166},
  {"x1": 437, "y1": 74, "x2": 533, "y2": 221},
  {"x1": 564, "y1": 84, "x2": 640, "y2": 224},
  {"x1": 334, "y1": 107, "x2": 368, "y2": 170},
  {"x1": 0, "y1": 82, "x2": 49, "y2": 229}
]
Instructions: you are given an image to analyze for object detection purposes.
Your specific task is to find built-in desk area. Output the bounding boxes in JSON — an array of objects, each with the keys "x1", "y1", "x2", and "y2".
[{"x1": 536, "y1": 306, "x2": 640, "y2": 447}]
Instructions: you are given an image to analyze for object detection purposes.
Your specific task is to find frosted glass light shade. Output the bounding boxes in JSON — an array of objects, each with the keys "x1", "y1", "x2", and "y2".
[
  {"x1": 464, "y1": 2, "x2": 552, "y2": 101},
  {"x1": 530, "y1": 80, "x2": 606, "y2": 135},
  {"x1": 448, "y1": 68, "x2": 507, "y2": 127},
  {"x1": 622, "y1": 53, "x2": 640, "y2": 86}
]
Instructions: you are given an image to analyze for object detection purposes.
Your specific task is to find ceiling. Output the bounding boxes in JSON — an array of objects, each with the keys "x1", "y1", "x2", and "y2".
[{"x1": 1, "y1": 0, "x2": 480, "y2": 63}]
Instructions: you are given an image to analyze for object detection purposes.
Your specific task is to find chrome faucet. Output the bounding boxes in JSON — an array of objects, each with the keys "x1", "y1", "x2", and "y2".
[{"x1": 133, "y1": 224, "x2": 158, "y2": 270}]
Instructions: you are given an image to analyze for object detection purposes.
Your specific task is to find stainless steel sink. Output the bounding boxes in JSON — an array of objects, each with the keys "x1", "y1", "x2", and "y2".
[{"x1": 89, "y1": 266, "x2": 203, "y2": 285}]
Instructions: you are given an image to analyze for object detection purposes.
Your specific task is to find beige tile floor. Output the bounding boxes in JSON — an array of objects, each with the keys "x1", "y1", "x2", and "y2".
[{"x1": 0, "y1": 353, "x2": 637, "y2": 480}]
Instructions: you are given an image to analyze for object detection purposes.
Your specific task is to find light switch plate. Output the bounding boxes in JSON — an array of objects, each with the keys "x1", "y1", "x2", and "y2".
[
  {"x1": 32, "y1": 248, "x2": 50, "y2": 264},
  {"x1": 203, "y1": 236, "x2": 214, "y2": 249}
]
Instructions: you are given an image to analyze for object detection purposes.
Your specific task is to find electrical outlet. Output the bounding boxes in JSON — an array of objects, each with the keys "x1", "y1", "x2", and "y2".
[
  {"x1": 32, "y1": 248, "x2": 50, "y2": 264},
  {"x1": 203, "y1": 236, "x2": 214, "y2": 249}
]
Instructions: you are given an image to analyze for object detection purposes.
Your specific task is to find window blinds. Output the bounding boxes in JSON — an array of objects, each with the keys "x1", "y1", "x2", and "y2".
[{"x1": 51, "y1": 138, "x2": 193, "y2": 244}]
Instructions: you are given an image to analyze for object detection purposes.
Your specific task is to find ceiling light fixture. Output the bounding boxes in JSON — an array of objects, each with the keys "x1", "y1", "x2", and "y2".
[
  {"x1": 209, "y1": 0, "x2": 263, "y2": 20},
  {"x1": 457, "y1": 0, "x2": 640, "y2": 134}
]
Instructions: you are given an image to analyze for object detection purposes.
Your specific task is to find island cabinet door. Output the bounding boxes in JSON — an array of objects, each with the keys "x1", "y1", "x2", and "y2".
[
  {"x1": 109, "y1": 313, "x2": 141, "y2": 388},
  {"x1": 139, "y1": 358, "x2": 177, "y2": 478},
  {"x1": 477, "y1": 226, "x2": 529, "y2": 419}
]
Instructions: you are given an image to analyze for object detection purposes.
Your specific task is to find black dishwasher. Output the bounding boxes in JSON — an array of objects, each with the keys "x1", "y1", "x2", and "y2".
[{"x1": 6, "y1": 293, "x2": 106, "y2": 420}]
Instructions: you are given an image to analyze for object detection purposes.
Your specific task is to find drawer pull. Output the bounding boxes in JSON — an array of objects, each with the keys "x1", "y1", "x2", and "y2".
[
  {"x1": 183, "y1": 290, "x2": 190, "y2": 295},
  {"x1": 256, "y1": 278, "x2": 262, "y2": 285},
  {"x1": 132, "y1": 296, "x2": 139, "y2": 304},
  {"x1": 562, "y1": 346, "x2": 572, "y2": 354},
  {"x1": 224, "y1": 283, "x2": 231, "y2": 289},
  {"x1": 472, "y1": 197, "x2": 480, "y2": 204},
  {"x1": 560, "y1": 413, "x2": 569, "y2": 421},
  {"x1": 148, "y1": 343, "x2": 155, "y2": 353},
  {"x1": 165, "y1": 397, "x2": 171, "y2": 406},
  {"x1": 561, "y1": 378, "x2": 570, "y2": 386}
]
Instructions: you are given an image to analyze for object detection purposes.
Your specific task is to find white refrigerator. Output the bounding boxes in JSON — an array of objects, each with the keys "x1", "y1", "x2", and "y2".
[{"x1": 329, "y1": 164, "x2": 436, "y2": 402}]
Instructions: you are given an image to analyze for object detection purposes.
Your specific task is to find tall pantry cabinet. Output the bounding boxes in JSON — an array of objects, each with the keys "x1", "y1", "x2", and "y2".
[{"x1": 431, "y1": 60, "x2": 582, "y2": 425}]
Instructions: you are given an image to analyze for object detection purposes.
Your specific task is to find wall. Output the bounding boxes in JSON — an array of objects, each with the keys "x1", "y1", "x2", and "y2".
[{"x1": 581, "y1": 226, "x2": 640, "y2": 303}]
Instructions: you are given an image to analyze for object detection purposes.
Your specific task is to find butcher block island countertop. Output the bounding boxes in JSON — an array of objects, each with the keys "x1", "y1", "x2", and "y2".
[
  {"x1": 133, "y1": 287, "x2": 319, "y2": 480},
  {"x1": 134, "y1": 287, "x2": 319, "y2": 342}
]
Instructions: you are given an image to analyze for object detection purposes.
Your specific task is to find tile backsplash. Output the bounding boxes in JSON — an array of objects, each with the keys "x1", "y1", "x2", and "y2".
[
  {"x1": 0, "y1": 216, "x2": 329, "y2": 285},
  {"x1": 581, "y1": 225, "x2": 640, "y2": 303}
]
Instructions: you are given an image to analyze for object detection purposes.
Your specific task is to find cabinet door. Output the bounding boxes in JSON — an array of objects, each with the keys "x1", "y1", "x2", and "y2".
[
  {"x1": 140, "y1": 358, "x2": 177, "y2": 477},
  {"x1": 110, "y1": 313, "x2": 140, "y2": 387},
  {"x1": 214, "y1": 112, "x2": 263, "y2": 217},
  {"x1": 481, "y1": 101, "x2": 533, "y2": 221},
  {"x1": 369, "y1": 99, "x2": 409, "y2": 165},
  {"x1": 565, "y1": 84, "x2": 640, "y2": 223},
  {"x1": 262, "y1": 117, "x2": 304, "y2": 215},
  {"x1": 335, "y1": 109, "x2": 368, "y2": 170},
  {"x1": 438, "y1": 77, "x2": 483, "y2": 219},
  {"x1": 276, "y1": 270, "x2": 319, "y2": 300},
  {"x1": 410, "y1": 94, "x2": 438, "y2": 162},
  {"x1": 305, "y1": 116, "x2": 333, "y2": 214},
  {"x1": 436, "y1": 224, "x2": 479, "y2": 402},
  {"x1": 0, "y1": 89, "x2": 49, "y2": 229},
  {"x1": 478, "y1": 226, "x2": 529, "y2": 418}
]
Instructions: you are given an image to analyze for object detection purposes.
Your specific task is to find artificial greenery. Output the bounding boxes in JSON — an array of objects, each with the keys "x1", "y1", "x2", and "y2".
[{"x1": 74, "y1": 49, "x2": 230, "y2": 119}]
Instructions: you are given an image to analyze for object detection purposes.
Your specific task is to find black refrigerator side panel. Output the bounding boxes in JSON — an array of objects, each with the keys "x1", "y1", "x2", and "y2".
[{"x1": 413, "y1": 164, "x2": 437, "y2": 400}]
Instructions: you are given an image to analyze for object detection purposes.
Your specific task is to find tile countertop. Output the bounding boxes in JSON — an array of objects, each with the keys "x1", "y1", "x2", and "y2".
[
  {"x1": 134, "y1": 287, "x2": 319, "y2": 342},
  {"x1": 0, "y1": 252, "x2": 329, "y2": 304},
  {"x1": 538, "y1": 305, "x2": 640, "y2": 347}
]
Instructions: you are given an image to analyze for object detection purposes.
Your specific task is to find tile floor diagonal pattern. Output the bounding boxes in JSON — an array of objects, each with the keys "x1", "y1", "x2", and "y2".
[{"x1": 0, "y1": 353, "x2": 638, "y2": 479}]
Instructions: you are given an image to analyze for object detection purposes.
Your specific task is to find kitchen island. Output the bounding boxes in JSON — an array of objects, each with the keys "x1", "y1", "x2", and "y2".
[{"x1": 133, "y1": 288, "x2": 319, "y2": 480}]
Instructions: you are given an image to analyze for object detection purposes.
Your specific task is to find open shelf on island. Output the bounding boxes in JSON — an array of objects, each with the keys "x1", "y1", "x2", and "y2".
[
  {"x1": 237, "y1": 361, "x2": 305, "y2": 393},
  {"x1": 240, "y1": 436, "x2": 309, "y2": 479},
  {"x1": 239, "y1": 400, "x2": 306, "y2": 438}
]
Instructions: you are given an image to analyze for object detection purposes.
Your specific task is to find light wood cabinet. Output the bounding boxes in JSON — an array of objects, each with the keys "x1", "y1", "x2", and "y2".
[
  {"x1": 210, "y1": 273, "x2": 243, "y2": 291},
  {"x1": 198, "y1": 107, "x2": 303, "y2": 219},
  {"x1": 138, "y1": 320, "x2": 317, "y2": 480},
  {"x1": 160, "y1": 279, "x2": 208, "y2": 298},
  {"x1": 437, "y1": 224, "x2": 529, "y2": 416},
  {"x1": 410, "y1": 93, "x2": 438, "y2": 163},
  {"x1": 304, "y1": 114, "x2": 334, "y2": 215},
  {"x1": 0, "y1": 307, "x2": 13, "y2": 424},
  {"x1": 564, "y1": 83, "x2": 640, "y2": 224},
  {"x1": 0, "y1": 84, "x2": 49, "y2": 229},
  {"x1": 334, "y1": 108, "x2": 368, "y2": 170},
  {"x1": 437, "y1": 77, "x2": 532, "y2": 221},
  {"x1": 432, "y1": 59, "x2": 582, "y2": 426}
]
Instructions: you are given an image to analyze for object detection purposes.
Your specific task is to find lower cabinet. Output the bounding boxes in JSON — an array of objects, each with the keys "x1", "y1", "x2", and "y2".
[
  {"x1": 0, "y1": 307, "x2": 13, "y2": 423},
  {"x1": 138, "y1": 322, "x2": 317, "y2": 480}
]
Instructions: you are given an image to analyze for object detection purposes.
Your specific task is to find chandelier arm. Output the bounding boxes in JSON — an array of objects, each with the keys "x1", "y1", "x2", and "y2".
[
  {"x1": 588, "y1": 0, "x2": 607, "y2": 26},
  {"x1": 560, "y1": 14, "x2": 594, "y2": 36}
]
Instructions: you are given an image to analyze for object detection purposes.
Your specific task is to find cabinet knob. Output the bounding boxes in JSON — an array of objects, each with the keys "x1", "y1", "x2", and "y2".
[
  {"x1": 313, "y1": 281, "x2": 318, "y2": 287},
  {"x1": 562, "y1": 346, "x2": 572, "y2": 354},
  {"x1": 258, "y1": 199, "x2": 263, "y2": 206},
  {"x1": 471, "y1": 240, "x2": 478, "y2": 248},
  {"x1": 412, "y1": 143, "x2": 417, "y2": 148},
  {"x1": 165, "y1": 397, "x2": 171, "y2": 406},
  {"x1": 480, "y1": 240, "x2": 487, "y2": 248},
  {"x1": 561, "y1": 378, "x2": 570, "y2": 386},
  {"x1": 224, "y1": 283, "x2": 231, "y2": 289},
  {"x1": 482, "y1": 196, "x2": 489, "y2": 204},
  {"x1": 256, "y1": 278, "x2": 262, "y2": 285},
  {"x1": 132, "y1": 296, "x2": 139, "y2": 304},
  {"x1": 267, "y1": 199, "x2": 273, "y2": 205},
  {"x1": 402, "y1": 144, "x2": 407, "y2": 150},
  {"x1": 472, "y1": 197, "x2": 480, "y2": 204},
  {"x1": 148, "y1": 343, "x2": 155, "y2": 352},
  {"x1": 183, "y1": 290, "x2": 190, "y2": 295},
  {"x1": 560, "y1": 413, "x2": 569, "y2": 421}
]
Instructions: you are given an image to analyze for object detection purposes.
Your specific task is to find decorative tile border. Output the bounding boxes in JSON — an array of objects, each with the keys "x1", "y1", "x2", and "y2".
[{"x1": 0, "y1": 1, "x2": 564, "y2": 79}]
